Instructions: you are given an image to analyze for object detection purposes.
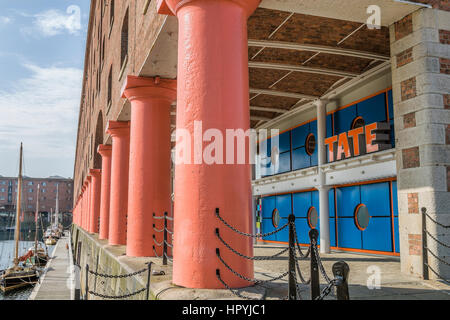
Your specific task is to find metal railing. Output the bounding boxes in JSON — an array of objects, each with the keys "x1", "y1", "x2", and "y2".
[
  {"x1": 214, "y1": 208, "x2": 350, "y2": 300},
  {"x1": 152, "y1": 212, "x2": 173, "y2": 265},
  {"x1": 84, "y1": 262, "x2": 152, "y2": 300},
  {"x1": 422, "y1": 207, "x2": 450, "y2": 284}
]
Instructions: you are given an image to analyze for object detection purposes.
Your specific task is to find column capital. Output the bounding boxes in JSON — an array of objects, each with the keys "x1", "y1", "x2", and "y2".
[
  {"x1": 121, "y1": 75, "x2": 176, "y2": 103},
  {"x1": 97, "y1": 144, "x2": 112, "y2": 157},
  {"x1": 86, "y1": 175, "x2": 92, "y2": 183},
  {"x1": 314, "y1": 99, "x2": 329, "y2": 108},
  {"x1": 162, "y1": 0, "x2": 261, "y2": 17},
  {"x1": 89, "y1": 169, "x2": 101, "y2": 178},
  {"x1": 106, "y1": 121, "x2": 130, "y2": 137}
]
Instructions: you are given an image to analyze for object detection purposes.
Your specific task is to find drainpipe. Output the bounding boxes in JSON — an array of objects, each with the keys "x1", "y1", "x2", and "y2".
[{"x1": 315, "y1": 99, "x2": 331, "y2": 254}]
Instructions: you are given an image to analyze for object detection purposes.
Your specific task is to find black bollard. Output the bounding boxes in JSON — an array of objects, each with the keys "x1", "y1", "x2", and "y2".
[
  {"x1": 421, "y1": 207, "x2": 429, "y2": 280},
  {"x1": 85, "y1": 264, "x2": 89, "y2": 300},
  {"x1": 332, "y1": 261, "x2": 350, "y2": 300},
  {"x1": 146, "y1": 262, "x2": 152, "y2": 300},
  {"x1": 288, "y1": 214, "x2": 297, "y2": 300},
  {"x1": 163, "y1": 212, "x2": 168, "y2": 266},
  {"x1": 309, "y1": 229, "x2": 320, "y2": 300}
]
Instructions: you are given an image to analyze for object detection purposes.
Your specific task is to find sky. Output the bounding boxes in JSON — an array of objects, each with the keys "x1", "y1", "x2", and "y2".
[{"x1": 0, "y1": 0, "x2": 90, "y2": 179}]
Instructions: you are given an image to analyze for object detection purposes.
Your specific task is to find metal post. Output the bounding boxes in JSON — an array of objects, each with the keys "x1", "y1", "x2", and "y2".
[
  {"x1": 85, "y1": 264, "x2": 89, "y2": 300},
  {"x1": 163, "y1": 212, "x2": 168, "y2": 266},
  {"x1": 422, "y1": 207, "x2": 429, "y2": 280},
  {"x1": 309, "y1": 229, "x2": 320, "y2": 300},
  {"x1": 146, "y1": 262, "x2": 152, "y2": 300},
  {"x1": 288, "y1": 214, "x2": 297, "y2": 300},
  {"x1": 332, "y1": 261, "x2": 350, "y2": 300}
]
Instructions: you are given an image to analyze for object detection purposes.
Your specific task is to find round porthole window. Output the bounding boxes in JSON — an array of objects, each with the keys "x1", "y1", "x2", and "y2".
[
  {"x1": 272, "y1": 208, "x2": 281, "y2": 228},
  {"x1": 307, "y1": 207, "x2": 319, "y2": 229},
  {"x1": 355, "y1": 204, "x2": 370, "y2": 231},
  {"x1": 351, "y1": 116, "x2": 365, "y2": 129},
  {"x1": 305, "y1": 133, "x2": 316, "y2": 156}
]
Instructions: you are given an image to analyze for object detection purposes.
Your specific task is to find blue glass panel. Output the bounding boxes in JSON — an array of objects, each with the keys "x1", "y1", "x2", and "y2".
[
  {"x1": 292, "y1": 147, "x2": 311, "y2": 170},
  {"x1": 260, "y1": 156, "x2": 273, "y2": 177},
  {"x1": 262, "y1": 218, "x2": 277, "y2": 241},
  {"x1": 336, "y1": 186, "x2": 361, "y2": 217},
  {"x1": 334, "y1": 105, "x2": 357, "y2": 135},
  {"x1": 337, "y1": 217, "x2": 362, "y2": 249},
  {"x1": 388, "y1": 89, "x2": 394, "y2": 120},
  {"x1": 326, "y1": 114, "x2": 333, "y2": 137},
  {"x1": 277, "y1": 217, "x2": 289, "y2": 242},
  {"x1": 294, "y1": 218, "x2": 310, "y2": 244},
  {"x1": 361, "y1": 182, "x2": 391, "y2": 217},
  {"x1": 329, "y1": 189, "x2": 336, "y2": 218},
  {"x1": 293, "y1": 192, "x2": 311, "y2": 218},
  {"x1": 357, "y1": 93, "x2": 388, "y2": 124},
  {"x1": 310, "y1": 120, "x2": 317, "y2": 136},
  {"x1": 276, "y1": 151, "x2": 291, "y2": 174},
  {"x1": 362, "y1": 217, "x2": 393, "y2": 252},
  {"x1": 330, "y1": 217, "x2": 336, "y2": 247},
  {"x1": 292, "y1": 123, "x2": 310, "y2": 149},
  {"x1": 276, "y1": 194, "x2": 292, "y2": 218},
  {"x1": 312, "y1": 190, "x2": 319, "y2": 210},
  {"x1": 276, "y1": 131, "x2": 291, "y2": 154},
  {"x1": 261, "y1": 196, "x2": 275, "y2": 219}
]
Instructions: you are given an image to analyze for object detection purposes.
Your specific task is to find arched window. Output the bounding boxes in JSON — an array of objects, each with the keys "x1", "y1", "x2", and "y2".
[
  {"x1": 110, "y1": 0, "x2": 115, "y2": 27},
  {"x1": 107, "y1": 66, "x2": 112, "y2": 106},
  {"x1": 120, "y1": 9, "x2": 129, "y2": 69}
]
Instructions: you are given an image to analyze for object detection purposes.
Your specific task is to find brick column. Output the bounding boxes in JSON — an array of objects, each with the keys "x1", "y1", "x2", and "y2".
[
  {"x1": 98, "y1": 144, "x2": 112, "y2": 240},
  {"x1": 121, "y1": 75, "x2": 176, "y2": 257},
  {"x1": 160, "y1": 0, "x2": 260, "y2": 289},
  {"x1": 89, "y1": 169, "x2": 101, "y2": 234},
  {"x1": 390, "y1": 7, "x2": 450, "y2": 279},
  {"x1": 106, "y1": 121, "x2": 130, "y2": 246}
]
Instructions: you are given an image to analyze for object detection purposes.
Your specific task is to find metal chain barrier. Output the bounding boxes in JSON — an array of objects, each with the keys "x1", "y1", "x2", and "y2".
[
  {"x1": 153, "y1": 212, "x2": 173, "y2": 265},
  {"x1": 85, "y1": 263, "x2": 152, "y2": 300},
  {"x1": 215, "y1": 208, "x2": 290, "y2": 238},
  {"x1": 422, "y1": 207, "x2": 450, "y2": 283},
  {"x1": 214, "y1": 208, "x2": 350, "y2": 300}
]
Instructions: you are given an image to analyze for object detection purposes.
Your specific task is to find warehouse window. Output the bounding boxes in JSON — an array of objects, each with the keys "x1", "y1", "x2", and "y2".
[
  {"x1": 110, "y1": 0, "x2": 115, "y2": 27},
  {"x1": 107, "y1": 66, "x2": 112, "y2": 105},
  {"x1": 120, "y1": 9, "x2": 129, "y2": 69}
]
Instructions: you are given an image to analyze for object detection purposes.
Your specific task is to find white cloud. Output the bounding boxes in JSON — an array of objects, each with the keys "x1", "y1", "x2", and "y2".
[
  {"x1": 0, "y1": 63, "x2": 82, "y2": 177},
  {"x1": 32, "y1": 5, "x2": 82, "y2": 37},
  {"x1": 0, "y1": 16, "x2": 13, "y2": 25}
]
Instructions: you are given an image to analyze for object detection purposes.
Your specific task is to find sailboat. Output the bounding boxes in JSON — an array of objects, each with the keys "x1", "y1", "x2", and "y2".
[
  {"x1": 30, "y1": 184, "x2": 49, "y2": 267},
  {"x1": 0, "y1": 143, "x2": 39, "y2": 293}
]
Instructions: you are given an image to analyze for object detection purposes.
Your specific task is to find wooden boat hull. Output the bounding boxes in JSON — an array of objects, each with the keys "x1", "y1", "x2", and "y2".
[{"x1": 0, "y1": 271, "x2": 39, "y2": 293}]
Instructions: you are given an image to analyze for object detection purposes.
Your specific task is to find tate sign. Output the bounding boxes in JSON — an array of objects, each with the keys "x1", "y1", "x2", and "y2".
[{"x1": 324, "y1": 122, "x2": 391, "y2": 163}]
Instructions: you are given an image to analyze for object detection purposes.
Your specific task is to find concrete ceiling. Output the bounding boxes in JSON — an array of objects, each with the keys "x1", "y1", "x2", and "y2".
[
  {"x1": 259, "y1": 0, "x2": 429, "y2": 26},
  {"x1": 139, "y1": 0, "x2": 429, "y2": 130}
]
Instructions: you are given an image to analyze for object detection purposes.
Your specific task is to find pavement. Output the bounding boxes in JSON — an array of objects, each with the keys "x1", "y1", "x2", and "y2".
[
  {"x1": 28, "y1": 234, "x2": 72, "y2": 300},
  {"x1": 252, "y1": 244, "x2": 450, "y2": 300}
]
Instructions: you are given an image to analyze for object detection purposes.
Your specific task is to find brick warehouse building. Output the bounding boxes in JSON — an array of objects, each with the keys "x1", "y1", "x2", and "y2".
[
  {"x1": 0, "y1": 175, "x2": 73, "y2": 223},
  {"x1": 73, "y1": 0, "x2": 450, "y2": 289}
]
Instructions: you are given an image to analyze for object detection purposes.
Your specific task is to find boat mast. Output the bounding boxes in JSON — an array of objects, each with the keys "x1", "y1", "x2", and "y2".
[
  {"x1": 14, "y1": 143, "x2": 23, "y2": 267},
  {"x1": 35, "y1": 184, "x2": 40, "y2": 254},
  {"x1": 55, "y1": 183, "x2": 59, "y2": 228}
]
